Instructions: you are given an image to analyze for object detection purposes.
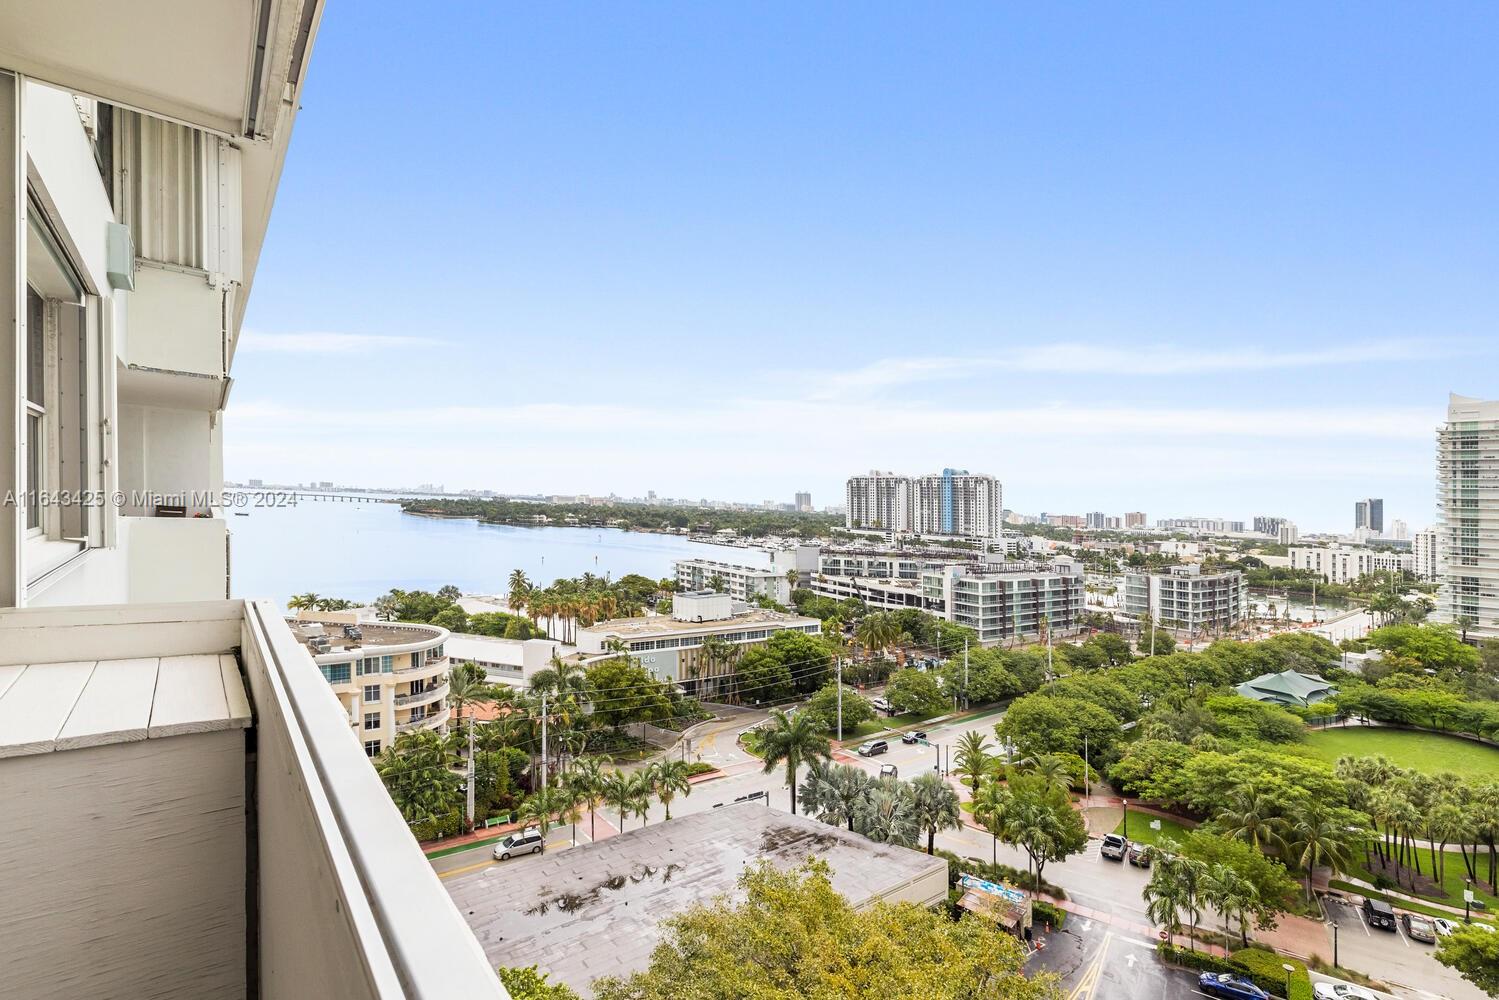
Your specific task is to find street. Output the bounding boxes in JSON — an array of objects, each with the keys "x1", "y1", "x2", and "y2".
[{"x1": 427, "y1": 705, "x2": 1482, "y2": 1000}]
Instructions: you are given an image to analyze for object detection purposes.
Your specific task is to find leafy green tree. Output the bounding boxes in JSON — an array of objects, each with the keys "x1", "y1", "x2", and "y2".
[
  {"x1": 764, "y1": 629, "x2": 834, "y2": 694},
  {"x1": 589, "y1": 860, "x2": 1057, "y2": 1000},
  {"x1": 735, "y1": 646, "x2": 795, "y2": 705},
  {"x1": 885, "y1": 669, "x2": 947, "y2": 716},
  {"x1": 996, "y1": 693, "x2": 1122, "y2": 762},
  {"x1": 759, "y1": 709, "x2": 832, "y2": 815},
  {"x1": 910, "y1": 772, "x2": 961, "y2": 855},
  {"x1": 584, "y1": 657, "x2": 674, "y2": 728},
  {"x1": 1435, "y1": 924, "x2": 1499, "y2": 996},
  {"x1": 995, "y1": 774, "x2": 1088, "y2": 886},
  {"x1": 499, "y1": 965, "x2": 581, "y2": 1000},
  {"x1": 801, "y1": 682, "x2": 874, "y2": 734},
  {"x1": 375, "y1": 729, "x2": 463, "y2": 826}
]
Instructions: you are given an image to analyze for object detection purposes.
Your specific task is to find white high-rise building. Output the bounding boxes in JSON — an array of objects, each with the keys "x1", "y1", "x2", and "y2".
[
  {"x1": 1413, "y1": 528, "x2": 1441, "y2": 582},
  {"x1": 910, "y1": 469, "x2": 1002, "y2": 540},
  {"x1": 1436, "y1": 395, "x2": 1499, "y2": 640},
  {"x1": 845, "y1": 471, "x2": 912, "y2": 533},
  {"x1": 845, "y1": 468, "x2": 1002, "y2": 540}
]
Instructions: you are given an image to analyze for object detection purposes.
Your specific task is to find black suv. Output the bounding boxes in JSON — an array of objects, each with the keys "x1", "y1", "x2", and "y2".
[{"x1": 1362, "y1": 898, "x2": 1397, "y2": 931}]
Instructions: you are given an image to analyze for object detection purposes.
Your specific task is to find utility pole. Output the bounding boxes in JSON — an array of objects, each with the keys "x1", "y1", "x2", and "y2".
[
  {"x1": 836, "y1": 658, "x2": 843, "y2": 742},
  {"x1": 540, "y1": 692, "x2": 549, "y2": 791},
  {"x1": 1083, "y1": 732, "x2": 1089, "y2": 800},
  {"x1": 465, "y1": 717, "x2": 476, "y2": 830}
]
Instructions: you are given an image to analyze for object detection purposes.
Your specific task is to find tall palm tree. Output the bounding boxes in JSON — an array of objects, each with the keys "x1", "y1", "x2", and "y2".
[
  {"x1": 910, "y1": 772, "x2": 961, "y2": 855},
  {"x1": 446, "y1": 661, "x2": 493, "y2": 723},
  {"x1": 507, "y1": 569, "x2": 531, "y2": 614},
  {"x1": 627, "y1": 771, "x2": 654, "y2": 829},
  {"x1": 287, "y1": 592, "x2": 320, "y2": 613},
  {"x1": 1143, "y1": 849, "x2": 1199, "y2": 949},
  {"x1": 759, "y1": 709, "x2": 831, "y2": 815},
  {"x1": 785, "y1": 569, "x2": 800, "y2": 594},
  {"x1": 972, "y1": 780, "x2": 1013, "y2": 865},
  {"x1": 855, "y1": 613, "x2": 900, "y2": 660},
  {"x1": 518, "y1": 785, "x2": 574, "y2": 842},
  {"x1": 648, "y1": 759, "x2": 693, "y2": 821},
  {"x1": 1289, "y1": 806, "x2": 1359, "y2": 902},
  {"x1": 953, "y1": 730, "x2": 992, "y2": 794},
  {"x1": 566, "y1": 758, "x2": 606, "y2": 843},
  {"x1": 601, "y1": 771, "x2": 636, "y2": 831},
  {"x1": 1201, "y1": 863, "x2": 1259, "y2": 948}
]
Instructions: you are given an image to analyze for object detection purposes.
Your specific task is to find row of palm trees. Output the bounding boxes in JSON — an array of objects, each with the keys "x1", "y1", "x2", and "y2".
[
  {"x1": 506, "y1": 569, "x2": 647, "y2": 644},
  {"x1": 1143, "y1": 842, "x2": 1262, "y2": 949},
  {"x1": 287, "y1": 592, "x2": 357, "y2": 612},
  {"x1": 799, "y1": 760, "x2": 962, "y2": 853},
  {"x1": 517, "y1": 757, "x2": 697, "y2": 845}
]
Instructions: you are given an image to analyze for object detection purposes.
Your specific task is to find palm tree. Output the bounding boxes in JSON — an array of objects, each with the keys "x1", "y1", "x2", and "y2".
[
  {"x1": 1289, "y1": 806, "x2": 1359, "y2": 902},
  {"x1": 627, "y1": 771, "x2": 654, "y2": 829},
  {"x1": 785, "y1": 569, "x2": 800, "y2": 594},
  {"x1": 1202, "y1": 863, "x2": 1259, "y2": 948},
  {"x1": 447, "y1": 661, "x2": 494, "y2": 723},
  {"x1": 1218, "y1": 787, "x2": 1287, "y2": 855},
  {"x1": 1018, "y1": 753, "x2": 1073, "y2": 797},
  {"x1": 759, "y1": 709, "x2": 831, "y2": 815},
  {"x1": 799, "y1": 759, "x2": 872, "y2": 831},
  {"x1": 910, "y1": 772, "x2": 961, "y2": 855},
  {"x1": 648, "y1": 759, "x2": 693, "y2": 821},
  {"x1": 566, "y1": 758, "x2": 607, "y2": 843},
  {"x1": 695, "y1": 634, "x2": 735, "y2": 700},
  {"x1": 374, "y1": 729, "x2": 463, "y2": 826},
  {"x1": 972, "y1": 780, "x2": 1013, "y2": 866},
  {"x1": 707, "y1": 573, "x2": 726, "y2": 594},
  {"x1": 856, "y1": 780, "x2": 920, "y2": 847},
  {"x1": 601, "y1": 771, "x2": 636, "y2": 831},
  {"x1": 287, "y1": 592, "x2": 320, "y2": 613},
  {"x1": 518, "y1": 785, "x2": 574, "y2": 842},
  {"x1": 855, "y1": 613, "x2": 900, "y2": 660},
  {"x1": 1144, "y1": 847, "x2": 1205, "y2": 950},
  {"x1": 953, "y1": 731, "x2": 992, "y2": 794},
  {"x1": 507, "y1": 569, "x2": 531, "y2": 615}
]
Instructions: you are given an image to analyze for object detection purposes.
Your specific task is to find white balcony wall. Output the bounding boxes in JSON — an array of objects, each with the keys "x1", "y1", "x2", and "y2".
[
  {"x1": 21, "y1": 81, "x2": 111, "y2": 294},
  {"x1": 116, "y1": 403, "x2": 218, "y2": 516},
  {"x1": 122, "y1": 262, "x2": 225, "y2": 376}
]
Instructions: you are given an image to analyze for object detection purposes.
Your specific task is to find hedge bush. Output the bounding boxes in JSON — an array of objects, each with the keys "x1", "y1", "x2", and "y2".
[
  {"x1": 684, "y1": 761, "x2": 718, "y2": 777},
  {"x1": 410, "y1": 808, "x2": 465, "y2": 842},
  {"x1": 1156, "y1": 944, "x2": 1240, "y2": 975},
  {"x1": 1032, "y1": 900, "x2": 1066, "y2": 930},
  {"x1": 1232, "y1": 948, "x2": 1312, "y2": 1000}
]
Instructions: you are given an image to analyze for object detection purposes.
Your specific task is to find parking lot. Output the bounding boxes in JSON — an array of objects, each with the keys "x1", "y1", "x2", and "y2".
[{"x1": 1321, "y1": 893, "x2": 1486, "y2": 1000}]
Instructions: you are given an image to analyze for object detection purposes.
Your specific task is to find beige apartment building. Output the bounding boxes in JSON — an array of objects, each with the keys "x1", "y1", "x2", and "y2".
[
  {"x1": 0, "y1": 8, "x2": 507, "y2": 998},
  {"x1": 290, "y1": 616, "x2": 452, "y2": 756}
]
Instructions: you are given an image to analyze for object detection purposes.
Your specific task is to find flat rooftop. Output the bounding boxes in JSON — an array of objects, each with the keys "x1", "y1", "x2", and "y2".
[
  {"x1": 579, "y1": 608, "x2": 818, "y2": 639},
  {"x1": 447, "y1": 804, "x2": 947, "y2": 997},
  {"x1": 287, "y1": 618, "x2": 442, "y2": 656}
]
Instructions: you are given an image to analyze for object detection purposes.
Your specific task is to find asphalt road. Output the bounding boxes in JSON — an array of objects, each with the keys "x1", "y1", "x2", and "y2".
[{"x1": 1031, "y1": 920, "x2": 1204, "y2": 1000}]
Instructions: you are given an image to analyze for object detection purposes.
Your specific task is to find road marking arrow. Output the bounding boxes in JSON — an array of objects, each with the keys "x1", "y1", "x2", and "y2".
[
  {"x1": 1126, "y1": 954, "x2": 1136, "y2": 969},
  {"x1": 1080, "y1": 919, "x2": 1094, "y2": 932}
]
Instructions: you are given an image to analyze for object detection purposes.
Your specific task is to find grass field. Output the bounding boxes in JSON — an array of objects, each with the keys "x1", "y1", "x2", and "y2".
[
  {"x1": 1113, "y1": 812, "x2": 1195, "y2": 846},
  {"x1": 1302, "y1": 727, "x2": 1499, "y2": 781},
  {"x1": 1354, "y1": 846, "x2": 1499, "y2": 910}
]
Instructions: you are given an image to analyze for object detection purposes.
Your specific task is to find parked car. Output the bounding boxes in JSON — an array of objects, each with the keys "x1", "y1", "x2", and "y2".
[
  {"x1": 870, "y1": 698, "x2": 893, "y2": 713},
  {"x1": 1313, "y1": 983, "x2": 1377, "y2": 1000},
  {"x1": 1403, "y1": 913, "x2": 1438, "y2": 943},
  {"x1": 1127, "y1": 843, "x2": 1152, "y2": 868},
  {"x1": 1362, "y1": 898, "x2": 1397, "y2": 931},
  {"x1": 1432, "y1": 916, "x2": 1457, "y2": 937},
  {"x1": 1100, "y1": 834, "x2": 1127, "y2": 862},
  {"x1": 857, "y1": 740, "x2": 889, "y2": 757},
  {"x1": 879, "y1": 763, "x2": 898, "y2": 779},
  {"x1": 901, "y1": 730, "x2": 928, "y2": 744},
  {"x1": 492, "y1": 828, "x2": 545, "y2": 861},
  {"x1": 1197, "y1": 972, "x2": 1270, "y2": 1000}
]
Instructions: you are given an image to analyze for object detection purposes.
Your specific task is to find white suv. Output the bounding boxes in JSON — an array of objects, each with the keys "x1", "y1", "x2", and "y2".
[{"x1": 492, "y1": 828, "x2": 545, "y2": 861}]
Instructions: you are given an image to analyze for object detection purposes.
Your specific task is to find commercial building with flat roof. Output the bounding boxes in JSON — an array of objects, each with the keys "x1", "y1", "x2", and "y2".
[
  {"x1": 447, "y1": 804, "x2": 949, "y2": 998},
  {"x1": 576, "y1": 592, "x2": 821, "y2": 698}
]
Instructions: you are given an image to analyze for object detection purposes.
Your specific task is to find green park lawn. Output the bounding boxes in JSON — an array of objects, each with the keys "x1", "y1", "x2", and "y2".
[
  {"x1": 1302, "y1": 728, "x2": 1499, "y2": 782},
  {"x1": 1112, "y1": 812, "x2": 1195, "y2": 846},
  {"x1": 1355, "y1": 845, "x2": 1499, "y2": 911}
]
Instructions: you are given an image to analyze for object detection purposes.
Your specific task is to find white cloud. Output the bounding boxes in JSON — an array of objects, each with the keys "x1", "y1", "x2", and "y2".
[
  {"x1": 237, "y1": 330, "x2": 432, "y2": 353},
  {"x1": 814, "y1": 338, "x2": 1467, "y2": 398}
]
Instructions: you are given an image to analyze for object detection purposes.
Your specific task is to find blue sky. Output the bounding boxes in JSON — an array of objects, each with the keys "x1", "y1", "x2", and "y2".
[{"x1": 229, "y1": 3, "x2": 1497, "y2": 533}]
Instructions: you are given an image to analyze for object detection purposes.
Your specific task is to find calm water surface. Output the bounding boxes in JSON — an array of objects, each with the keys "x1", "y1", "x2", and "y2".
[{"x1": 228, "y1": 499, "x2": 770, "y2": 605}]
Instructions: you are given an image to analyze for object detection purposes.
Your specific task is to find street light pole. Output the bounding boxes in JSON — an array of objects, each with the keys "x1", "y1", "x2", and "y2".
[
  {"x1": 1282, "y1": 963, "x2": 1294, "y2": 1000},
  {"x1": 836, "y1": 658, "x2": 843, "y2": 742},
  {"x1": 1332, "y1": 921, "x2": 1338, "y2": 969}
]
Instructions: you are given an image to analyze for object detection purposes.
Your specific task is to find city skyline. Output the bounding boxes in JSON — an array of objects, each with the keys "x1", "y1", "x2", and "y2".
[{"x1": 227, "y1": 2, "x2": 1495, "y2": 535}]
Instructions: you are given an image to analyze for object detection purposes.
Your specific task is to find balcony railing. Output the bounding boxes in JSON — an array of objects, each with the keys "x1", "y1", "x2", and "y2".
[
  {"x1": 0, "y1": 600, "x2": 506, "y2": 1000},
  {"x1": 396, "y1": 681, "x2": 449, "y2": 707},
  {"x1": 397, "y1": 708, "x2": 451, "y2": 733}
]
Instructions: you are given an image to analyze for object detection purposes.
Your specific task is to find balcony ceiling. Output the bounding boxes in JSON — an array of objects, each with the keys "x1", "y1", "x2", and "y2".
[{"x1": 0, "y1": 0, "x2": 317, "y2": 138}]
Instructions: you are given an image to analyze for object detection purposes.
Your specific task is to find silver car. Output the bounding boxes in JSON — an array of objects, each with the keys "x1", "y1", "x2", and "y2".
[
  {"x1": 492, "y1": 828, "x2": 545, "y2": 861},
  {"x1": 1312, "y1": 983, "x2": 1377, "y2": 1000}
]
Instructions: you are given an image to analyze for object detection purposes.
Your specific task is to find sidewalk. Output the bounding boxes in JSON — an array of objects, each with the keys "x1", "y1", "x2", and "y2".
[{"x1": 1050, "y1": 896, "x2": 1231, "y2": 957}]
